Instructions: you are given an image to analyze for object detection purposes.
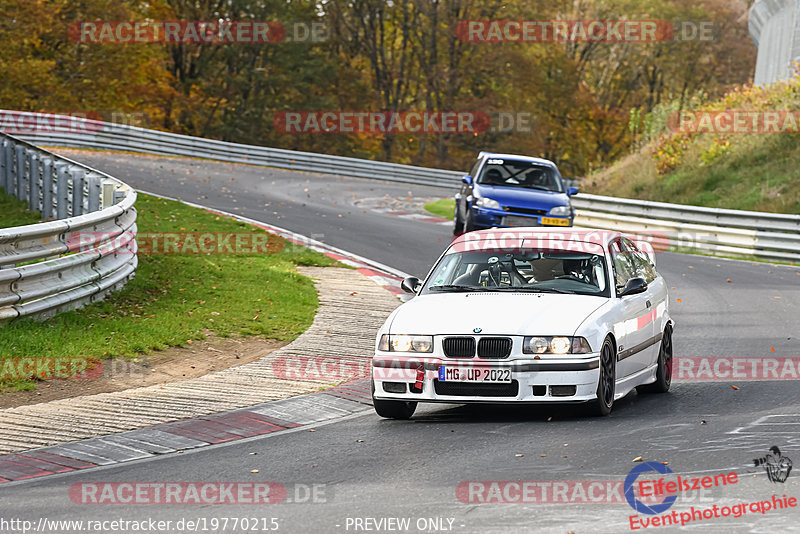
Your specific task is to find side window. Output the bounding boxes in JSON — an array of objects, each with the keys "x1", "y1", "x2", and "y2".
[
  {"x1": 635, "y1": 252, "x2": 657, "y2": 282},
  {"x1": 622, "y1": 238, "x2": 657, "y2": 282},
  {"x1": 553, "y1": 168, "x2": 566, "y2": 192},
  {"x1": 610, "y1": 240, "x2": 636, "y2": 288},
  {"x1": 428, "y1": 254, "x2": 460, "y2": 287}
]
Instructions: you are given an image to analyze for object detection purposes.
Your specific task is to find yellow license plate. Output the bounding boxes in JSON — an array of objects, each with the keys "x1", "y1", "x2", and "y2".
[{"x1": 541, "y1": 217, "x2": 570, "y2": 226}]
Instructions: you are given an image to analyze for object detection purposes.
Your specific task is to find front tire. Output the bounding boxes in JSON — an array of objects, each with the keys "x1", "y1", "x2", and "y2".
[
  {"x1": 588, "y1": 337, "x2": 616, "y2": 416},
  {"x1": 464, "y1": 208, "x2": 476, "y2": 232},
  {"x1": 374, "y1": 398, "x2": 417, "y2": 420},
  {"x1": 638, "y1": 326, "x2": 672, "y2": 394}
]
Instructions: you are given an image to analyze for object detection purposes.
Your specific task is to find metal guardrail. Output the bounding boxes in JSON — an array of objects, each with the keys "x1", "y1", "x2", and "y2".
[
  {"x1": 4, "y1": 110, "x2": 461, "y2": 189},
  {"x1": 0, "y1": 131, "x2": 137, "y2": 321},
  {"x1": 3, "y1": 110, "x2": 799, "y2": 264},
  {"x1": 571, "y1": 194, "x2": 800, "y2": 263}
]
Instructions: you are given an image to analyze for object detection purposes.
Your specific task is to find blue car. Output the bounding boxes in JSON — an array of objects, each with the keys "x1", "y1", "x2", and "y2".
[{"x1": 454, "y1": 152, "x2": 578, "y2": 233}]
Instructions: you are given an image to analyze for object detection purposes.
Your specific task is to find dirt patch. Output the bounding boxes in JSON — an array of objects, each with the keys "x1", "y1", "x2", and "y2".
[{"x1": 0, "y1": 335, "x2": 287, "y2": 409}]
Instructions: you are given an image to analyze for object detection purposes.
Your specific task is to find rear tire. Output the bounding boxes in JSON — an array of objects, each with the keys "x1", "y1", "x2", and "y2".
[
  {"x1": 588, "y1": 338, "x2": 615, "y2": 416},
  {"x1": 637, "y1": 327, "x2": 672, "y2": 394},
  {"x1": 453, "y1": 203, "x2": 464, "y2": 234},
  {"x1": 374, "y1": 398, "x2": 417, "y2": 420}
]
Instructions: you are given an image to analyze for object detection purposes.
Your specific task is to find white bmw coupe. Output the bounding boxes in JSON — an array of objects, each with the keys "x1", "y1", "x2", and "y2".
[{"x1": 372, "y1": 228, "x2": 673, "y2": 419}]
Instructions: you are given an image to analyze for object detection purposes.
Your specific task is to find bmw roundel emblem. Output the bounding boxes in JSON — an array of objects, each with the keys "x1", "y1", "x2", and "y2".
[{"x1": 473, "y1": 327, "x2": 482, "y2": 333}]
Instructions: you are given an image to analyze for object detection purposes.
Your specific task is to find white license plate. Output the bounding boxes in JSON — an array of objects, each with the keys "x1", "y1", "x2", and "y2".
[{"x1": 438, "y1": 366, "x2": 512, "y2": 383}]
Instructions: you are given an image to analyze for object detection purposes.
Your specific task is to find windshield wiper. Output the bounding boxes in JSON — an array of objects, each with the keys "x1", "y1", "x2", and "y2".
[
  {"x1": 428, "y1": 284, "x2": 486, "y2": 292},
  {"x1": 487, "y1": 286, "x2": 574, "y2": 294},
  {"x1": 430, "y1": 285, "x2": 579, "y2": 295}
]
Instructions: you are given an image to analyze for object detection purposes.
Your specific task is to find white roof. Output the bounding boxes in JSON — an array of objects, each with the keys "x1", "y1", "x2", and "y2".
[{"x1": 478, "y1": 152, "x2": 557, "y2": 167}]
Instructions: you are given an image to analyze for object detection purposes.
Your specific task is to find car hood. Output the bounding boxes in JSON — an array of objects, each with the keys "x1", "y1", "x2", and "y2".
[
  {"x1": 388, "y1": 292, "x2": 608, "y2": 336},
  {"x1": 475, "y1": 184, "x2": 569, "y2": 209}
]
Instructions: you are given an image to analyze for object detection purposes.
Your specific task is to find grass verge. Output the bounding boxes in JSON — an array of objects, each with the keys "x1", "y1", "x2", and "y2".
[
  {"x1": 423, "y1": 198, "x2": 455, "y2": 219},
  {"x1": 0, "y1": 192, "x2": 42, "y2": 227},
  {"x1": 0, "y1": 192, "x2": 337, "y2": 391}
]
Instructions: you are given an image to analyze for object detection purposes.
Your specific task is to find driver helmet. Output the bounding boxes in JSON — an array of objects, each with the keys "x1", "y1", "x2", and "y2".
[
  {"x1": 563, "y1": 258, "x2": 591, "y2": 281},
  {"x1": 484, "y1": 168, "x2": 504, "y2": 184}
]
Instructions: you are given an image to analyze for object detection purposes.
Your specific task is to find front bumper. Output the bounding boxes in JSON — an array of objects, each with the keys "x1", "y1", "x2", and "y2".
[
  {"x1": 471, "y1": 206, "x2": 572, "y2": 229},
  {"x1": 372, "y1": 355, "x2": 600, "y2": 403}
]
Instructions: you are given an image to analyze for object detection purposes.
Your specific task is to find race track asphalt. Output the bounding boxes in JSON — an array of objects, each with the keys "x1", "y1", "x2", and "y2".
[{"x1": 2, "y1": 150, "x2": 797, "y2": 533}]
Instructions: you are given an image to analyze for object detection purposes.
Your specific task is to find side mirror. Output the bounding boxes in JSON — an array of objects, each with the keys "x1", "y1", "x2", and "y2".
[
  {"x1": 400, "y1": 276, "x2": 422, "y2": 294},
  {"x1": 462, "y1": 175, "x2": 473, "y2": 185},
  {"x1": 618, "y1": 277, "x2": 648, "y2": 297},
  {"x1": 567, "y1": 186, "x2": 579, "y2": 196}
]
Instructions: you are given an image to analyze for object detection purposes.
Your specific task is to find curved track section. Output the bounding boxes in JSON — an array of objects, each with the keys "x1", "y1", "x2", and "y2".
[
  {"x1": 2, "y1": 148, "x2": 796, "y2": 533},
  {"x1": 58, "y1": 149, "x2": 800, "y2": 358}
]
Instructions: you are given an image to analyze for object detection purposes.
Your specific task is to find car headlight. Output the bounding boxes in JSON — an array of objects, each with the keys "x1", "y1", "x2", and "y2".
[
  {"x1": 523, "y1": 336, "x2": 592, "y2": 354},
  {"x1": 549, "y1": 205, "x2": 571, "y2": 217},
  {"x1": 475, "y1": 197, "x2": 501, "y2": 210},
  {"x1": 379, "y1": 334, "x2": 433, "y2": 353}
]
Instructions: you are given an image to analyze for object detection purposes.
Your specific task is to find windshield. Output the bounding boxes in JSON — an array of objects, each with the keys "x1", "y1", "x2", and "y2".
[
  {"x1": 477, "y1": 158, "x2": 563, "y2": 192},
  {"x1": 422, "y1": 249, "x2": 610, "y2": 297}
]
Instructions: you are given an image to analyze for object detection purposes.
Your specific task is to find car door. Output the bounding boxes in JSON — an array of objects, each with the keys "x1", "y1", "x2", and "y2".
[
  {"x1": 609, "y1": 238, "x2": 654, "y2": 379},
  {"x1": 622, "y1": 237, "x2": 667, "y2": 369}
]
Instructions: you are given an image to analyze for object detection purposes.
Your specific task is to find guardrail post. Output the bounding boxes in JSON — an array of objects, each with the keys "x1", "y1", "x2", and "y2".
[
  {"x1": 56, "y1": 163, "x2": 69, "y2": 219},
  {"x1": 28, "y1": 152, "x2": 40, "y2": 213},
  {"x1": 101, "y1": 180, "x2": 116, "y2": 209},
  {"x1": 41, "y1": 157, "x2": 54, "y2": 219},
  {"x1": 0, "y1": 140, "x2": 6, "y2": 193},
  {"x1": 87, "y1": 173, "x2": 101, "y2": 212},
  {"x1": 70, "y1": 167, "x2": 85, "y2": 217},
  {"x1": 15, "y1": 145, "x2": 26, "y2": 202},
  {"x1": 3, "y1": 142, "x2": 13, "y2": 194}
]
